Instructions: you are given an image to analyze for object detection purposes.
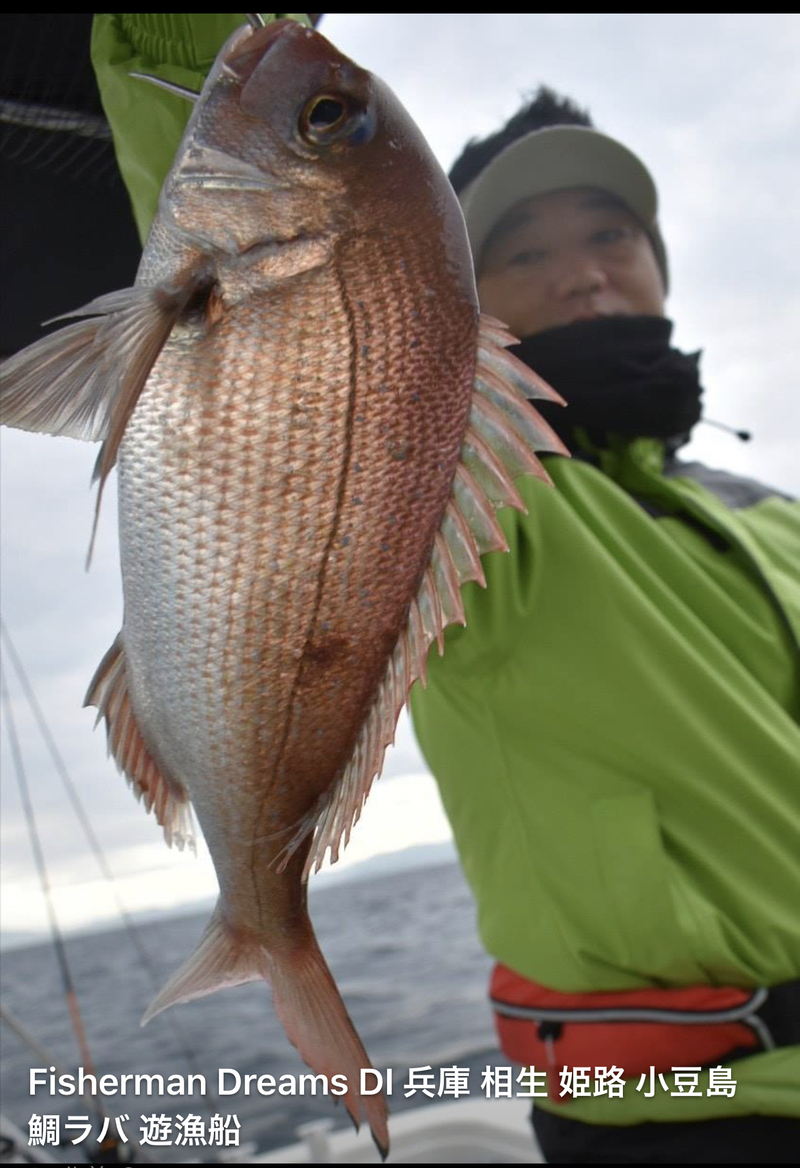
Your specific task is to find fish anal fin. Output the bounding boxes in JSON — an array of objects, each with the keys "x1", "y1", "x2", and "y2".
[
  {"x1": 85, "y1": 634, "x2": 195, "y2": 852},
  {"x1": 142, "y1": 903, "x2": 389, "y2": 1157}
]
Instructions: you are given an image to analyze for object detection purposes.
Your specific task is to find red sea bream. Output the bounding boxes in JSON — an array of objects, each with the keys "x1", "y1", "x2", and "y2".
[{"x1": 0, "y1": 18, "x2": 566, "y2": 1155}]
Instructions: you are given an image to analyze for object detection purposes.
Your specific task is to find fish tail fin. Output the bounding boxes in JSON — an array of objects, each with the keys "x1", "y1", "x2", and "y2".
[
  {"x1": 140, "y1": 903, "x2": 262, "y2": 1024},
  {"x1": 141, "y1": 903, "x2": 390, "y2": 1158},
  {"x1": 269, "y1": 934, "x2": 390, "y2": 1159}
]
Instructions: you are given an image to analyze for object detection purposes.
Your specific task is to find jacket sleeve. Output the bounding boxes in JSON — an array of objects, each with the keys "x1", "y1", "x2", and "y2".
[{"x1": 90, "y1": 14, "x2": 310, "y2": 241}]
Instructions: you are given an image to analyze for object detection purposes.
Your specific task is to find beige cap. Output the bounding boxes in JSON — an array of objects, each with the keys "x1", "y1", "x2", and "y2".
[{"x1": 459, "y1": 125, "x2": 668, "y2": 289}]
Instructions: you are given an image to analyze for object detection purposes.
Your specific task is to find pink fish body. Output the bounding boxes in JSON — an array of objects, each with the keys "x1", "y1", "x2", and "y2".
[{"x1": 1, "y1": 20, "x2": 566, "y2": 1155}]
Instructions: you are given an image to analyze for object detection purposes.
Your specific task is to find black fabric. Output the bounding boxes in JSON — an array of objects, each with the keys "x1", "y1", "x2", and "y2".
[
  {"x1": 757, "y1": 979, "x2": 800, "y2": 1047},
  {"x1": 511, "y1": 316, "x2": 703, "y2": 452},
  {"x1": 532, "y1": 1107, "x2": 800, "y2": 1164},
  {"x1": 0, "y1": 15, "x2": 142, "y2": 356},
  {"x1": 0, "y1": 14, "x2": 102, "y2": 113}
]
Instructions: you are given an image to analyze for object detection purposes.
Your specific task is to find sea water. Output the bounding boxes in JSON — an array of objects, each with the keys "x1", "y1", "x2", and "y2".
[{"x1": 1, "y1": 859, "x2": 511, "y2": 1161}]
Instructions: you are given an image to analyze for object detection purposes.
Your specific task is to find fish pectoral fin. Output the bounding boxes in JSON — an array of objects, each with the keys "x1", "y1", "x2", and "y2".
[
  {"x1": 0, "y1": 270, "x2": 212, "y2": 564},
  {"x1": 143, "y1": 904, "x2": 390, "y2": 1159},
  {"x1": 85, "y1": 634, "x2": 195, "y2": 852},
  {"x1": 0, "y1": 277, "x2": 208, "y2": 444}
]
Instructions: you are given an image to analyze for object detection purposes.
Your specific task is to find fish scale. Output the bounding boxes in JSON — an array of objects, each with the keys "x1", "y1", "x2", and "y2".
[
  {"x1": 0, "y1": 18, "x2": 569, "y2": 1157},
  {"x1": 121, "y1": 281, "x2": 352, "y2": 793}
]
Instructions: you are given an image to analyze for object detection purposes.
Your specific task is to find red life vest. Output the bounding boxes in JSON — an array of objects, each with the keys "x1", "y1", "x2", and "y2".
[{"x1": 490, "y1": 963, "x2": 766, "y2": 1101}]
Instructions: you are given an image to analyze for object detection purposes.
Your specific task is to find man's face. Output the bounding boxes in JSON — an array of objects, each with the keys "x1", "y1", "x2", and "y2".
[{"x1": 476, "y1": 186, "x2": 665, "y2": 338}]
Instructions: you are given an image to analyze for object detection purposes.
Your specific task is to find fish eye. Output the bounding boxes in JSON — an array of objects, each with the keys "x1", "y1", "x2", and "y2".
[
  {"x1": 299, "y1": 92, "x2": 372, "y2": 147},
  {"x1": 307, "y1": 95, "x2": 346, "y2": 129}
]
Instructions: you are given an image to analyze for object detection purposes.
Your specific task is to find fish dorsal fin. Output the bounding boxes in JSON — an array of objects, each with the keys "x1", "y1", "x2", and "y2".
[
  {"x1": 85, "y1": 634, "x2": 196, "y2": 852},
  {"x1": 0, "y1": 272, "x2": 211, "y2": 563},
  {"x1": 296, "y1": 314, "x2": 568, "y2": 879}
]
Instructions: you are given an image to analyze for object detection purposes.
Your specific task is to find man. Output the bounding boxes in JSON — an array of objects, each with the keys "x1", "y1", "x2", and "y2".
[{"x1": 410, "y1": 90, "x2": 800, "y2": 1162}]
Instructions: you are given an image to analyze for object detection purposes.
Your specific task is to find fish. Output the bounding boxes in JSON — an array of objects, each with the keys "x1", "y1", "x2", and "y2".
[{"x1": 0, "y1": 17, "x2": 567, "y2": 1156}]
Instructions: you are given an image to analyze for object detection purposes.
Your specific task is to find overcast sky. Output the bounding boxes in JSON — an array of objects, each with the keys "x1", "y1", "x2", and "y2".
[{"x1": 2, "y1": 12, "x2": 798, "y2": 944}]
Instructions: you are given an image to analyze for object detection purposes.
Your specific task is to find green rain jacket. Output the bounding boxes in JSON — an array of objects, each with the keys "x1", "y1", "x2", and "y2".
[
  {"x1": 91, "y1": 12, "x2": 799, "y2": 1126},
  {"x1": 412, "y1": 438, "x2": 800, "y2": 1124}
]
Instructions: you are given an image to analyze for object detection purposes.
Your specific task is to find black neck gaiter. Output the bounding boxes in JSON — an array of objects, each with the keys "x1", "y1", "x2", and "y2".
[{"x1": 510, "y1": 316, "x2": 703, "y2": 454}]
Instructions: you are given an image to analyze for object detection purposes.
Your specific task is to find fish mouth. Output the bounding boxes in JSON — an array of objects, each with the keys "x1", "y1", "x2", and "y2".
[
  {"x1": 224, "y1": 18, "x2": 298, "y2": 82},
  {"x1": 177, "y1": 175, "x2": 273, "y2": 191},
  {"x1": 173, "y1": 146, "x2": 277, "y2": 193}
]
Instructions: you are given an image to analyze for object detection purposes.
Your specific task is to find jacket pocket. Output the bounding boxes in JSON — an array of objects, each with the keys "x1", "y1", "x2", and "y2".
[{"x1": 590, "y1": 791, "x2": 704, "y2": 983}]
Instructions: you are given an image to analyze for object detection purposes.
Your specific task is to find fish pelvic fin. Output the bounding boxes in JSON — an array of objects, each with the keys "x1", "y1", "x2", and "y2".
[
  {"x1": 297, "y1": 313, "x2": 568, "y2": 881},
  {"x1": 85, "y1": 633, "x2": 195, "y2": 852},
  {"x1": 142, "y1": 903, "x2": 390, "y2": 1158},
  {"x1": 0, "y1": 272, "x2": 212, "y2": 564}
]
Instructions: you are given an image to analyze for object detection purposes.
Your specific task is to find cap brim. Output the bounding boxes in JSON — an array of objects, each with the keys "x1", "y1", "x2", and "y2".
[{"x1": 460, "y1": 126, "x2": 668, "y2": 288}]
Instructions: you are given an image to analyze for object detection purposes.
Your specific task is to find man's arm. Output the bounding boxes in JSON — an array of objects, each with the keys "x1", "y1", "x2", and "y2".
[{"x1": 91, "y1": 14, "x2": 310, "y2": 240}]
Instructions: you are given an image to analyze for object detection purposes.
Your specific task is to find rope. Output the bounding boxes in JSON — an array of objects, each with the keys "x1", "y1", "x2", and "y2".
[
  {"x1": 1, "y1": 656, "x2": 160, "y2": 1162},
  {"x1": 0, "y1": 619, "x2": 220, "y2": 1110},
  {"x1": 1, "y1": 1003, "x2": 101, "y2": 1115},
  {"x1": 0, "y1": 662, "x2": 104, "y2": 1101}
]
